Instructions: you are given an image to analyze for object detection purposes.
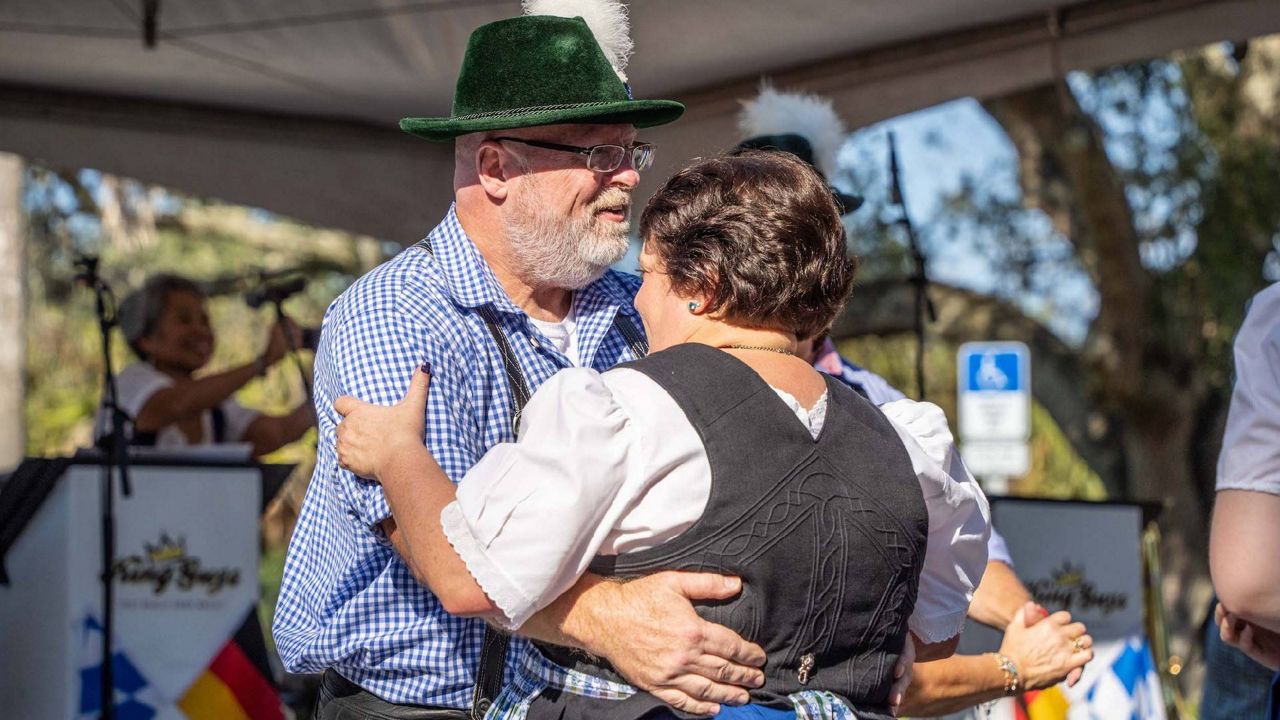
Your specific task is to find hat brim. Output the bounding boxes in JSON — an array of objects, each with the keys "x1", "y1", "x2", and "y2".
[
  {"x1": 400, "y1": 99, "x2": 685, "y2": 141},
  {"x1": 833, "y1": 189, "x2": 864, "y2": 214}
]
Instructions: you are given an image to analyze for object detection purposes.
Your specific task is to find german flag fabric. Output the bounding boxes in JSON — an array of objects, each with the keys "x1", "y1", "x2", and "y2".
[{"x1": 178, "y1": 612, "x2": 283, "y2": 720}]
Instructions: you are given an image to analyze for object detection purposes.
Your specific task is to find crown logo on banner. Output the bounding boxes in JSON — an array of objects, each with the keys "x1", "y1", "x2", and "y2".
[
  {"x1": 144, "y1": 532, "x2": 187, "y2": 564},
  {"x1": 1050, "y1": 561, "x2": 1085, "y2": 588}
]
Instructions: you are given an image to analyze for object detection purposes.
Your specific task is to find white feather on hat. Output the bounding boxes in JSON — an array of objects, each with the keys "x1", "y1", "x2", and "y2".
[
  {"x1": 738, "y1": 84, "x2": 847, "y2": 179},
  {"x1": 523, "y1": 0, "x2": 634, "y2": 83}
]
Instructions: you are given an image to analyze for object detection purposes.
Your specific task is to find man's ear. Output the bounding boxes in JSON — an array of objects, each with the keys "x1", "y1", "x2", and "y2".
[{"x1": 475, "y1": 141, "x2": 511, "y2": 201}]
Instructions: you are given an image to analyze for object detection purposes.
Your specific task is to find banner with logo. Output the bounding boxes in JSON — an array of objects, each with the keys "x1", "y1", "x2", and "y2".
[
  {"x1": 949, "y1": 499, "x2": 1165, "y2": 720},
  {"x1": 0, "y1": 462, "x2": 272, "y2": 719}
]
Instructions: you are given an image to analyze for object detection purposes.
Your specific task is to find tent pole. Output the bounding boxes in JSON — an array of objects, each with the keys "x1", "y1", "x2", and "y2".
[{"x1": 0, "y1": 152, "x2": 24, "y2": 474}]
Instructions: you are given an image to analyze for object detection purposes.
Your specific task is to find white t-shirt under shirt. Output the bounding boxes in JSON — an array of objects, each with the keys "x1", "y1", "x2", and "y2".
[
  {"x1": 1217, "y1": 282, "x2": 1280, "y2": 495},
  {"x1": 97, "y1": 362, "x2": 260, "y2": 449},
  {"x1": 440, "y1": 365, "x2": 992, "y2": 639},
  {"x1": 526, "y1": 304, "x2": 580, "y2": 366}
]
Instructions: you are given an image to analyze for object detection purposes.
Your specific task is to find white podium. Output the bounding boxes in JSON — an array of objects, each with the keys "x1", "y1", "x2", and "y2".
[
  {"x1": 0, "y1": 456, "x2": 289, "y2": 719},
  {"x1": 953, "y1": 498, "x2": 1167, "y2": 720}
]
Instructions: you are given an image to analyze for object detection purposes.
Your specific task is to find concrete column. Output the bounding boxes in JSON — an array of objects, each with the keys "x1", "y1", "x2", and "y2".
[{"x1": 0, "y1": 152, "x2": 25, "y2": 473}]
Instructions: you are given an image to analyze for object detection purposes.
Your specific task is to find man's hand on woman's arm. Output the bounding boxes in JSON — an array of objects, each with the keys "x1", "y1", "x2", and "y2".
[{"x1": 520, "y1": 571, "x2": 767, "y2": 717}]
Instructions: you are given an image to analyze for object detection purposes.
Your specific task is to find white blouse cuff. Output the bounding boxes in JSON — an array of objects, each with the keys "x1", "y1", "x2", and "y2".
[
  {"x1": 440, "y1": 501, "x2": 537, "y2": 631},
  {"x1": 908, "y1": 608, "x2": 968, "y2": 645}
]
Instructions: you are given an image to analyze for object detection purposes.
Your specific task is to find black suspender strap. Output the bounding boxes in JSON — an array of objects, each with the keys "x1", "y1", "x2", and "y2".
[
  {"x1": 477, "y1": 304, "x2": 533, "y2": 437},
  {"x1": 415, "y1": 237, "x2": 511, "y2": 718},
  {"x1": 412, "y1": 237, "x2": 647, "y2": 717},
  {"x1": 612, "y1": 314, "x2": 648, "y2": 359}
]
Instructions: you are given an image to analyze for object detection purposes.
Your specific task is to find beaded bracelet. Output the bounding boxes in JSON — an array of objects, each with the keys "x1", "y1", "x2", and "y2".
[{"x1": 994, "y1": 653, "x2": 1020, "y2": 696}]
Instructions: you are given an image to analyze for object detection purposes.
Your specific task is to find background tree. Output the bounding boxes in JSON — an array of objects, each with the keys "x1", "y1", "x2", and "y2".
[
  {"x1": 20, "y1": 170, "x2": 396, "y2": 632},
  {"x1": 834, "y1": 36, "x2": 1280, "y2": 674}
]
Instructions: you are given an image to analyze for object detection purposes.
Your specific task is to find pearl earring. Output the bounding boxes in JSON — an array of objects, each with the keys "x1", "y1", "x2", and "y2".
[{"x1": 688, "y1": 302, "x2": 699, "y2": 313}]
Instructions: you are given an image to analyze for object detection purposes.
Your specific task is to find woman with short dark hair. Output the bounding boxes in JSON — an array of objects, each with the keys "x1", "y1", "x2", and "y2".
[
  {"x1": 639, "y1": 151, "x2": 855, "y2": 341},
  {"x1": 99, "y1": 273, "x2": 315, "y2": 457},
  {"x1": 332, "y1": 152, "x2": 989, "y2": 719}
]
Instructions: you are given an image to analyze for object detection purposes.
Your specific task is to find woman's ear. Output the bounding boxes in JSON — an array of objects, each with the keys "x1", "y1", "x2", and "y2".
[
  {"x1": 475, "y1": 141, "x2": 511, "y2": 201},
  {"x1": 688, "y1": 277, "x2": 720, "y2": 317}
]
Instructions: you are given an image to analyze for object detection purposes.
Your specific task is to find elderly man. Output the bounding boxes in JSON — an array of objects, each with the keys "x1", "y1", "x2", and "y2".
[{"x1": 273, "y1": 6, "x2": 765, "y2": 719}]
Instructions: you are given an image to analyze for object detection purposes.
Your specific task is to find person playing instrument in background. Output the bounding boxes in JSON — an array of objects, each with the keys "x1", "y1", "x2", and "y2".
[{"x1": 97, "y1": 272, "x2": 315, "y2": 457}]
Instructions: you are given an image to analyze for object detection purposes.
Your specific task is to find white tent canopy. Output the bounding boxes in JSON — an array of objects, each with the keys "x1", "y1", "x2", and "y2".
[{"x1": 2, "y1": 0, "x2": 1277, "y2": 243}]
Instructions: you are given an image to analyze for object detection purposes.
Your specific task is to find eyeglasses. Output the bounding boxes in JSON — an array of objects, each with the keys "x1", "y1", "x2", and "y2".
[{"x1": 493, "y1": 137, "x2": 655, "y2": 173}]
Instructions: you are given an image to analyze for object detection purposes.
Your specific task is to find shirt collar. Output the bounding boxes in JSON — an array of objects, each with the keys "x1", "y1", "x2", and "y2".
[
  {"x1": 428, "y1": 204, "x2": 642, "y2": 362},
  {"x1": 428, "y1": 204, "x2": 514, "y2": 311},
  {"x1": 813, "y1": 337, "x2": 846, "y2": 376}
]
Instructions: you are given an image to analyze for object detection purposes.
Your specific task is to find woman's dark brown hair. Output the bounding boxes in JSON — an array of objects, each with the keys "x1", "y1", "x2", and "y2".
[{"x1": 638, "y1": 150, "x2": 857, "y2": 339}]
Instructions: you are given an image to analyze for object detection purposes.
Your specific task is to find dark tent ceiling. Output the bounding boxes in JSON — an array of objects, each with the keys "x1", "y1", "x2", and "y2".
[{"x1": 2, "y1": 0, "x2": 1276, "y2": 242}]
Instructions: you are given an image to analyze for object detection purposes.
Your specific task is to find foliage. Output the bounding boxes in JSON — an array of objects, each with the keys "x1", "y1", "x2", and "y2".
[
  {"x1": 829, "y1": 36, "x2": 1280, "y2": 672},
  {"x1": 21, "y1": 169, "x2": 395, "y2": 557},
  {"x1": 22, "y1": 169, "x2": 391, "y2": 457},
  {"x1": 836, "y1": 335, "x2": 1105, "y2": 502}
]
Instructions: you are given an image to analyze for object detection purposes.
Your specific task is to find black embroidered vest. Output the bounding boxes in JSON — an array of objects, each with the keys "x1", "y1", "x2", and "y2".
[{"x1": 532, "y1": 344, "x2": 928, "y2": 720}]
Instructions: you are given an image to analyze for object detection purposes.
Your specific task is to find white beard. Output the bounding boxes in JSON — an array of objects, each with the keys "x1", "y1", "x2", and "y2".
[{"x1": 505, "y1": 178, "x2": 631, "y2": 290}]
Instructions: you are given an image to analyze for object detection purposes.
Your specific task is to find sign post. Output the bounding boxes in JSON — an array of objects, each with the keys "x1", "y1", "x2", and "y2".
[{"x1": 957, "y1": 341, "x2": 1031, "y2": 491}]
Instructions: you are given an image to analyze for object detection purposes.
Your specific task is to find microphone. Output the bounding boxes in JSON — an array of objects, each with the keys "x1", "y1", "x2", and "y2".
[
  {"x1": 888, "y1": 132, "x2": 904, "y2": 207},
  {"x1": 245, "y1": 277, "x2": 307, "y2": 309},
  {"x1": 73, "y1": 255, "x2": 101, "y2": 286}
]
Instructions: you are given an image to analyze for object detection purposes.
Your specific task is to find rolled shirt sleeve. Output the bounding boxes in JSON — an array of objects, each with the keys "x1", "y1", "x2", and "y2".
[
  {"x1": 319, "y1": 304, "x2": 480, "y2": 531},
  {"x1": 881, "y1": 398, "x2": 992, "y2": 644},
  {"x1": 219, "y1": 398, "x2": 261, "y2": 443},
  {"x1": 98, "y1": 363, "x2": 172, "y2": 442},
  {"x1": 441, "y1": 368, "x2": 649, "y2": 629},
  {"x1": 986, "y1": 526, "x2": 1013, "y2": 567},
  {"x1": 1217, "y1": 284, "x2": 1280, "y2": 495},
  {"x1": 114, "y1": 363, "x2": 175, "y2": 419}
]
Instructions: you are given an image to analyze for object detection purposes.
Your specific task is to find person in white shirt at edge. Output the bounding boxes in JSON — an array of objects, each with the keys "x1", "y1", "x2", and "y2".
[
  {"x1": 100, "y1": 273, "x2": 315, "y2": 456},
  {"x1": 1211, "y1": 282, "x2": 1280, "y2": 711},
  {"x1": 333, "y1": 152, "x2": 991, "y2": 719}
]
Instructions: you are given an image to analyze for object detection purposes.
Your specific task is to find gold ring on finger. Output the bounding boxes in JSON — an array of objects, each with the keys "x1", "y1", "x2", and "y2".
[{"x1": 1073, "y1": 637, "x2": 1086, "y2": 651}]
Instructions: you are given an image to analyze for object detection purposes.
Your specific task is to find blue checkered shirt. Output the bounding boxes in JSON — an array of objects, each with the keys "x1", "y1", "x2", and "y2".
[
  {"x1": 272, "y1": 205, "x2": 645, "y2": 707},
  {"x1": 826, "y1": 357, "x2": 909, "y2": 406}
]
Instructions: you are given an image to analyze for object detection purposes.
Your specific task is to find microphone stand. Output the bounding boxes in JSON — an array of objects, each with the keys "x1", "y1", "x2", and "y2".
[
  {"x1": 887, "y1": 132, "x2": 937, "y2": 401},
  {"x1": 270, "y1": 300, "x2": 314, "y2": 409},
  {"x1": 76, "y1": 256, "x2": 129, "y2": 720}
]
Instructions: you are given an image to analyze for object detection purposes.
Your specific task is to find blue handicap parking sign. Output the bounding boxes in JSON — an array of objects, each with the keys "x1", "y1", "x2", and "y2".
[{"x1": 964, "y1": 348, "x2": 1024, "y2": 392}]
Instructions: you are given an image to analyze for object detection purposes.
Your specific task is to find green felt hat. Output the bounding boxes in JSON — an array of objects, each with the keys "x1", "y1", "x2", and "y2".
[{"x1": 401, "y1": 15, "x2": 684, "y2": 141}]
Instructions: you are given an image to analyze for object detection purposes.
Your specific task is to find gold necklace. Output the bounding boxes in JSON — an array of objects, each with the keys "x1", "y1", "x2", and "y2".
[{"x1": 722, "y1": 344, "x2": 794, "y2": 356}]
